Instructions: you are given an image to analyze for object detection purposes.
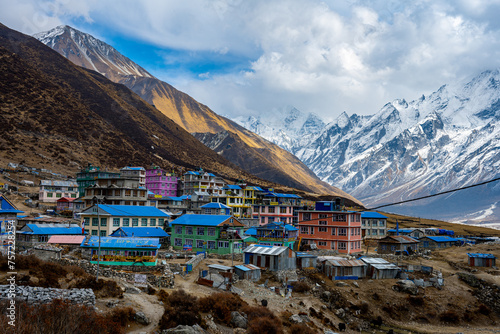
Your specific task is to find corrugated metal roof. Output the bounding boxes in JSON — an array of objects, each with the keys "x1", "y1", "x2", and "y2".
[
  {"x1": 361, "y1": 212, "x2": 387, "y2": 219},
  {"x1": 109, "y1": 227, "x2": 169, "y2": 238},
  {"x1": 20, "y1": 224, "x2": 82, "y2": 235},
  {"x1": 383, "y1": 235, "x2": 419, "y2": 243},
  {"x1": 244, "y1": 227, "x2": 257, "y2": 236},
  {"x1": 257, "y1": 222, "x2": 298, "y2": 231},
  {"x1": 234, "y1": 264, "x2": 260, "y2": 272},
  {"x1": 243, "y1": 245, "x2": 289, "y2": 255},
  {"x1": 201, "y1": 203, "x2": 231, "y2": 209},
  {"x1": 360, "y1": 257, "x2": 390, "y2": 264},
  {"x1": 84, "y1": 205, "x2": 170, "y2": 217},
  {"x1": 40, "y1": 180, "x2": 77, "y2": 187},
  {"x1": 48, "y1": 235, "x2": 85, "y2": 244},
  {"x1": 388, "y1": 229, "x2": 414, "y2": 233},
  {"x1": 208, "y1": 264, "x2": 233, "y2": 271},
  {"x1": 81, "y1": 237, "x2": 160, "y2": 249},
  {"x1": 422, "y1": 236, "x2": 459, "y2": 242},
  {"x1": 296, "y1": 252, "x2": 318, "y2": 258},
  {"x1": 0, "y1": 195, "x2": 24, "y2": 213},
  {"x1": 225, "y1": 185, "x2": 242, "y2": 190},
  {"x1": 121, "y1": 166, "x2": 145, "y2": 171},
  {"x1": 326, "y1": 258, "x2": 365, "y2": 267},
  {"x1": 467, "y1": 253, "x2": 496, "y2": 259},
  {"x1": 171, "y1": 214, "x2": 244, "y2": 227}
]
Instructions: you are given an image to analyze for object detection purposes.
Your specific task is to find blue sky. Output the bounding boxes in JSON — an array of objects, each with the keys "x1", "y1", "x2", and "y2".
[{"x1": 2, "y1": 0, "x2": 500, "y2": 122}]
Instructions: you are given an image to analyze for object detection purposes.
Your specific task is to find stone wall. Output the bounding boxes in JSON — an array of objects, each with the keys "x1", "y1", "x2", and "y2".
[
  {"x1": 33, "y1": 245, "x2": 62, "y2": 261},
  {"x1": 186, "y1": 253, "x2": 205, "y2": 270},
  {"x1": 0, "y1": 285, "x2": 95, "y2": 306},
  {"x1": 53, "y1": 258, "x2": 175, "y2": 289}
]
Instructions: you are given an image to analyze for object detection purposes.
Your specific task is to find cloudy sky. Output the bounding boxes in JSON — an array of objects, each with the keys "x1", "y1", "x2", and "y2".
[{"x1": 2, "y1": 0, "x2": 500, "y2": 122}]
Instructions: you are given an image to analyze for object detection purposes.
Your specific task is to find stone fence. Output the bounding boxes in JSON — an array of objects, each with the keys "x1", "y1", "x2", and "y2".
[
  {"x1": 186, "y1": 253, "x2": 205, "y2": 271},
  {"x1": 0, "y1": 285, "x2": 95, "y2": 306}
]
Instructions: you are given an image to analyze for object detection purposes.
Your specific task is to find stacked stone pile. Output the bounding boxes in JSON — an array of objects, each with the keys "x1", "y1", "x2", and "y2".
[{"x1": 0, "y1": 285, "x2": 95, "y2": 306}]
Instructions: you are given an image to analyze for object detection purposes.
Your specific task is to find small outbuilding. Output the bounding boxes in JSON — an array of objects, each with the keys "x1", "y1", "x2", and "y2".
[
  {"x1": 467, "y1": 253, "x2": 496, "y2": 267},
  {"x1": 320, "y1": 257, "x2": 366, "y2": 280},
  {"x1": 296, "y1": 252, "x2": 318, "y2": 269},
  {"x1": 360, "y1": 257, "x2": 400, "y2": 279},
  {"x1": 48, "y1": 235, "x2": 85, "y2": 250},
  {"x1": 419, "y1": 236, "x2": 460, "y2": 250},
  {"x1": 234, "y1": 264, "x2": 261, "y2": 281},
  {"x1": 243, "y1": 245, "x2": 296, "y2": 271},
  {"x1": 377, "y1": 235, "x2": 419, "y2": 254}
]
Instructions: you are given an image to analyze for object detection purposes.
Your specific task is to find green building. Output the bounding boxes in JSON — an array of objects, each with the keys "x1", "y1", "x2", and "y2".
[
  {"x1": 76, "y1": 164, "x2": 119, "y2": 197},
  {"x1": 170, "y1": 214, "x2": 245, "y2": 254}
]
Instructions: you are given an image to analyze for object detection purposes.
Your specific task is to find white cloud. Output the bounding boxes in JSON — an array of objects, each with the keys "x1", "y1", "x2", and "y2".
[{"x1": 2, "y1": 0, "x2": 500, "y2": 121}]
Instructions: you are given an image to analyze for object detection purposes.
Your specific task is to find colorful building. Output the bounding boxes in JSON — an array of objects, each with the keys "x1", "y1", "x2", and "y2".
[
  {"x1": 254, "y1": 222, "x2": 298, "y2": 248},
  {"x1": 170, "y1": 214, "x2": 244, "y2": 254},
  {"x1": 145, "y1": 166, "x2": 178, "y2": 197},
  {"x1": 80, "y1": 236, "x2": 160, "y2": 266},
  {"x1": 82, "y1": 177, "x2": 149, "y2": 207},
  {"x1": 76, "y1": 164, "x2": 119, "y2": 197},
  {"x1": 120, "y1": 166, "x2": 146, "y2": 187},
  {"x1": 109, "y1": 227, "x2": 169, "y2": 244},
  {"x1": 80, "y1": 205, "x2": 169, "y2": 237},
  {"x1": 297, "y1": 201, "x2": 362, "y2": 254},
  {"x1": 39, "y1": 180, "x2": 78, "y2": 203},
  {"x1": 361, "y1": 212, "x2": 387, "y2": 239},
  {"x1": 200, "y1": 202, "x2": 232, "y2": 215},
  {"x1": 182, "y1": 170, "x2": 225, "y2": 196},
  {"x1": 252, "y1": 191, "x2": 302, "y2": 225}
]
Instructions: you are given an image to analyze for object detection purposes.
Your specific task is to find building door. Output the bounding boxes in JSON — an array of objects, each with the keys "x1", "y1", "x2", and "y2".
[
  {"x1": 257, "y1": 256, "x2": 261, "y2": 267},
  {"x1": 265, "y1": 255, "x2": 270, "y2": 267}
]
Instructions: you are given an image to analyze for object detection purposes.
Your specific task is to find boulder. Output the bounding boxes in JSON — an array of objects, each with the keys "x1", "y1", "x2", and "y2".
[
  {"x1": 135, "y1": 311, "x2": 150, "y2": 325},
  {"x1": 289, "y1": 314, "x2": 304, "y2": 324},
  {"x1": 393, "y1": 280, "x2": 419, "y2": 295},
  {"x1": 230, "y1": 311, "x2": 248, "y2": 329}
]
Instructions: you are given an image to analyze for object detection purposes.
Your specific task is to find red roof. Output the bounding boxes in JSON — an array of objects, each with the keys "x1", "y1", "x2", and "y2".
[
  {"x1": 57, "y1": 197, "x2": 76, "y2": 203},
  {"x1": 48, "y1": 235, "x2": 85, "y2": 244}
]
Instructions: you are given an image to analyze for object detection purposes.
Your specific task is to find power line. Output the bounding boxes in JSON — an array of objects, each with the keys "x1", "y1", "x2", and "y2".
[{"x1": 366, "y1": 177, "x2": 500, "y2": 211}]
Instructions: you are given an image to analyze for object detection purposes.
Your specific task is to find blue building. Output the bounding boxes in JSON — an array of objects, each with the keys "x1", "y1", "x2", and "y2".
[
  {"x1": 109, "y1": 227, "x2": 169, "y2": 244},
  {"x1": 361, "y1": 212, "x2": 387, "y2": 239}
]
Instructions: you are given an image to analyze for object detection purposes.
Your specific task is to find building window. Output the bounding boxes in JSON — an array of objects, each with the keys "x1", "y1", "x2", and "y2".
[
  {"x1": 310, "y1": 226, "x2": 314, "y2": 234},
  {"x1": 319, "y1": 214, "x2": 327, "y2": 218},
  {"x1": 268, "y1": 207, "x2": 275, "y2": 213},
  {"x1": 185, "y1": 239, "x2": 193, "y2": 246},
  {"x1": 302, "y1": 213, "x2": 311, "y2": 221},
  {"x1": 208, "y1": 228, "x2": 215, "y2": 236},
  {"x1": 47, "y1": 193, "x2": 53, "y2": 198},
  {"x1": 123, "y1": 218, "x2": 130, "y2": 227},
  {"x1": 319, "y1": 221, "x2": 327, "y2": 225},
  {"x1": 319, "y1": 227, "x2": 327, "y2": 232},
  {"x1": 149, "y1": 218, "x2": 156, "y2": 226},
  {"x1": 351, "y1": 228, "x2": 355, "y2": 236},
  {"x1": 218, "y1": 241, "x2": 229, "y2": 248},
  {"x1": 379, "y1": 220, "x2": 385, "y2": 227},
  {"x1": 197, "y1": 227, "x2": 205, "y2": 235},
  {"x1": 208, "y1": 241, "x2": 216, "y2": 249},
  {"x1": 338, "y1": 242, "x2": 346, "y2": 250},
  {"x1": 92, "y1": 230, "x2": 97, "y2": 236},
  {"x1": 150, "y1": 218, "x2": 157, "y2": 226},
  {"x1": 100, "y1": 231, "x2": 106, "y2": 237},
  {"x1": 174, "y1": 238, "x2": 182, "y2": 247},
  {"x1": 132, "y1": 218, "x2": 139, "y2": 227},
  {"x1": 92, "y1": 218, "x2": 98, "y2": 226},
  {"x1": 100, "y1": 218, "x2": 107, "y2": 226},
  {"x1": 339, "y1": 228, "x2": 347, "y2": 236},
  {"x1": 56, "y1": 193, "x2": 62, "y2": 198},
  {"x1": 84, "y1": 217, "x2": 90, "y2": 226},
  {"x1": 319, "y1": 241, "x2": 327, "y2": 246},
  {"x1": 186, "y1": 227, "x2": 193, "y2": 235},
  {"x1": 280, "y1": 207, "x2": 287, "y2": 214},
  {"x1": 113, "y1": 218, "x2": 120, "y2": 227},
  {"x1": 331, "y1": 227, "x2": 336, "y2": 235},
  {"x1": 175, "y1": 226, "x2": 182, "y2": 234},
  {"x1": 196, "y1": 240, "x2": 204, "y2": 248},
  {"x1": 300, "y1": 226, "x2": 309, "y2": 234}
]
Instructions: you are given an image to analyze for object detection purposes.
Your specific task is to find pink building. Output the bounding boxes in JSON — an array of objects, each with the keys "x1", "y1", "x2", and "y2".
[{"x1": 146, "y1": 166, "x2": 178, "y2": 197}]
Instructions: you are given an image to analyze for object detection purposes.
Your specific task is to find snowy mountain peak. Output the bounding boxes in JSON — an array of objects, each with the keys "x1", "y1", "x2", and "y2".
[{"x1": 34, "y1": 25, "x2": 153, "y2": 80}]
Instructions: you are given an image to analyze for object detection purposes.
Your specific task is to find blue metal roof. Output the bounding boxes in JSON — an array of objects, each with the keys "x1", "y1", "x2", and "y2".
[
  {"x1": 388, "y1": 229, "x2": 413, "y2": 233},
  {"x1": 109, "y1": 227, "x2": 169, "y2": 238},
  {"x1": 296, "y1": 252, "x2": 318, "y2": 258},
  {"x1": 121, "y1": 166, "x2": 145, "y2": 171},
  {"x1": 171, "y1": 214, "x2": 236, "y2": 227},
  {"x1": 90, "y1": 205, "x2": 170, "y2": 217},
  {"x1": 225, "y1": 185, "x2": 242, "y2": 190},
  {"x1": 361, "y1": 212, "x2": 387, "y2": 219},
  {"x1": 467, "y1": 253, "x2": 496, "y2": 259},
  {"x1": 201, "y1": 203, "x2": 231, "y2": 209},
  {"x1": 81, "y1": 237, "x2": 160, "y2": 249},
  {"x1": 244, "y1": 227, "x2": 257, "y2": 236},
  {"x1": 207, "y1": 173, "x2": 216, "y2": 177},
  {"x1": 0, "y1": 196, "x2": 23, "y2": 214},
  {"x1": 257, "y1": 222, "x2": 298, "y2": 231},
  {"x1": 423, "y1": 236, "x2": 459, "y2": 242},
  {"x1": 21, "y1": 224, "x2": 83, "y2": 235},
  {"x1": 185, "y1": 171, "x2": 200, "y2": 175}
]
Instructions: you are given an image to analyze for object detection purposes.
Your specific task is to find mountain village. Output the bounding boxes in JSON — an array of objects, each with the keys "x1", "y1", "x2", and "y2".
[{"x1": 1, "y1": 161, "x2": 499, "y2": 334}]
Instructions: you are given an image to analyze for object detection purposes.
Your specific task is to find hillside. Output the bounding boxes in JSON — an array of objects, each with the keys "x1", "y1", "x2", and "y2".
[
  {"x1": 0, "y1": 22, "x2": 315, "y2": 194},
  {"x1": 33, "y1": 25, "x2": 349, "y2": 198}
]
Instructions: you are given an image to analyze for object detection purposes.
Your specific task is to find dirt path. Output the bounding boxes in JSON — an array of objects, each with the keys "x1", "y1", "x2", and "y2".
[{"x1": 123, "y1": 293, "x2": 164, "y2": 334}]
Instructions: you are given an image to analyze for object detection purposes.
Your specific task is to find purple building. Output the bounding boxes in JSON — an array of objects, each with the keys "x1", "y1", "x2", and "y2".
[{"x1": 146, "y1": 166, "x2": 178, "y2": 197}]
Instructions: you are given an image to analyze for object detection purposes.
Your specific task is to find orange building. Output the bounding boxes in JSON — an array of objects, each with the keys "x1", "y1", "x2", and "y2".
[{"x1": 298, "y1": 202, "x2": 362, "y2": 254}]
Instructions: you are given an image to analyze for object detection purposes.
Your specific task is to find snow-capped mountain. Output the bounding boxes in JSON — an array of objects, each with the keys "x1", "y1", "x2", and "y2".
[
  {"x1": 234, "y1": 71, "x2": 500, "y2": 224},
  {"x1": 234, "y1": 106, "x2": 327, "y2": 154},
  {"x1": 33, "y1": 25, "x2": 152, "y2": 81}
]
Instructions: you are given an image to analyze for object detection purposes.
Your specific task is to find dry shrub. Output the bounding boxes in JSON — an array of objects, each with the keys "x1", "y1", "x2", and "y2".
[
  {"x1": 109, "y1": 307, "x2": 136, "y2": 327},
  {"x1": 160, "y1": 289, "x2": 201, "y2": 330},
  {"x1": 280, "y1": 310, "x2": 293, "y2": 327},
  {"x1": 440, "y1": 310, "x2": 460, "y2": 323},
  {"x1": 407, "y1": 296, "x2": 425, "y2": 307},
  {"x1": 290, "y1": 323, "x2": 316, "y2": 334},
  {"x1": 157, "y1": 289, "x2": 169, "y2": 304},
  {"x1": 291, "y1": 280, "x2": 311, "y2": 293},
  {"x1": 75, "y1": 277, "x2": 123, "y2": 298},
  {"x1": 0, "y1": 299, "x2": 124, "y2": 334},
  {"x1": 241, "y1": 305, "x2": 277, "y2": 322},
  {"x1": 199, "y1": 292, "x2": 248, "y2": 324},
  {"x1": 478, "y1": 304, "x2": 491, "y2": 315},
  {"x1": 247, "y1": 316, "x2": 283, "y2": 334}
]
